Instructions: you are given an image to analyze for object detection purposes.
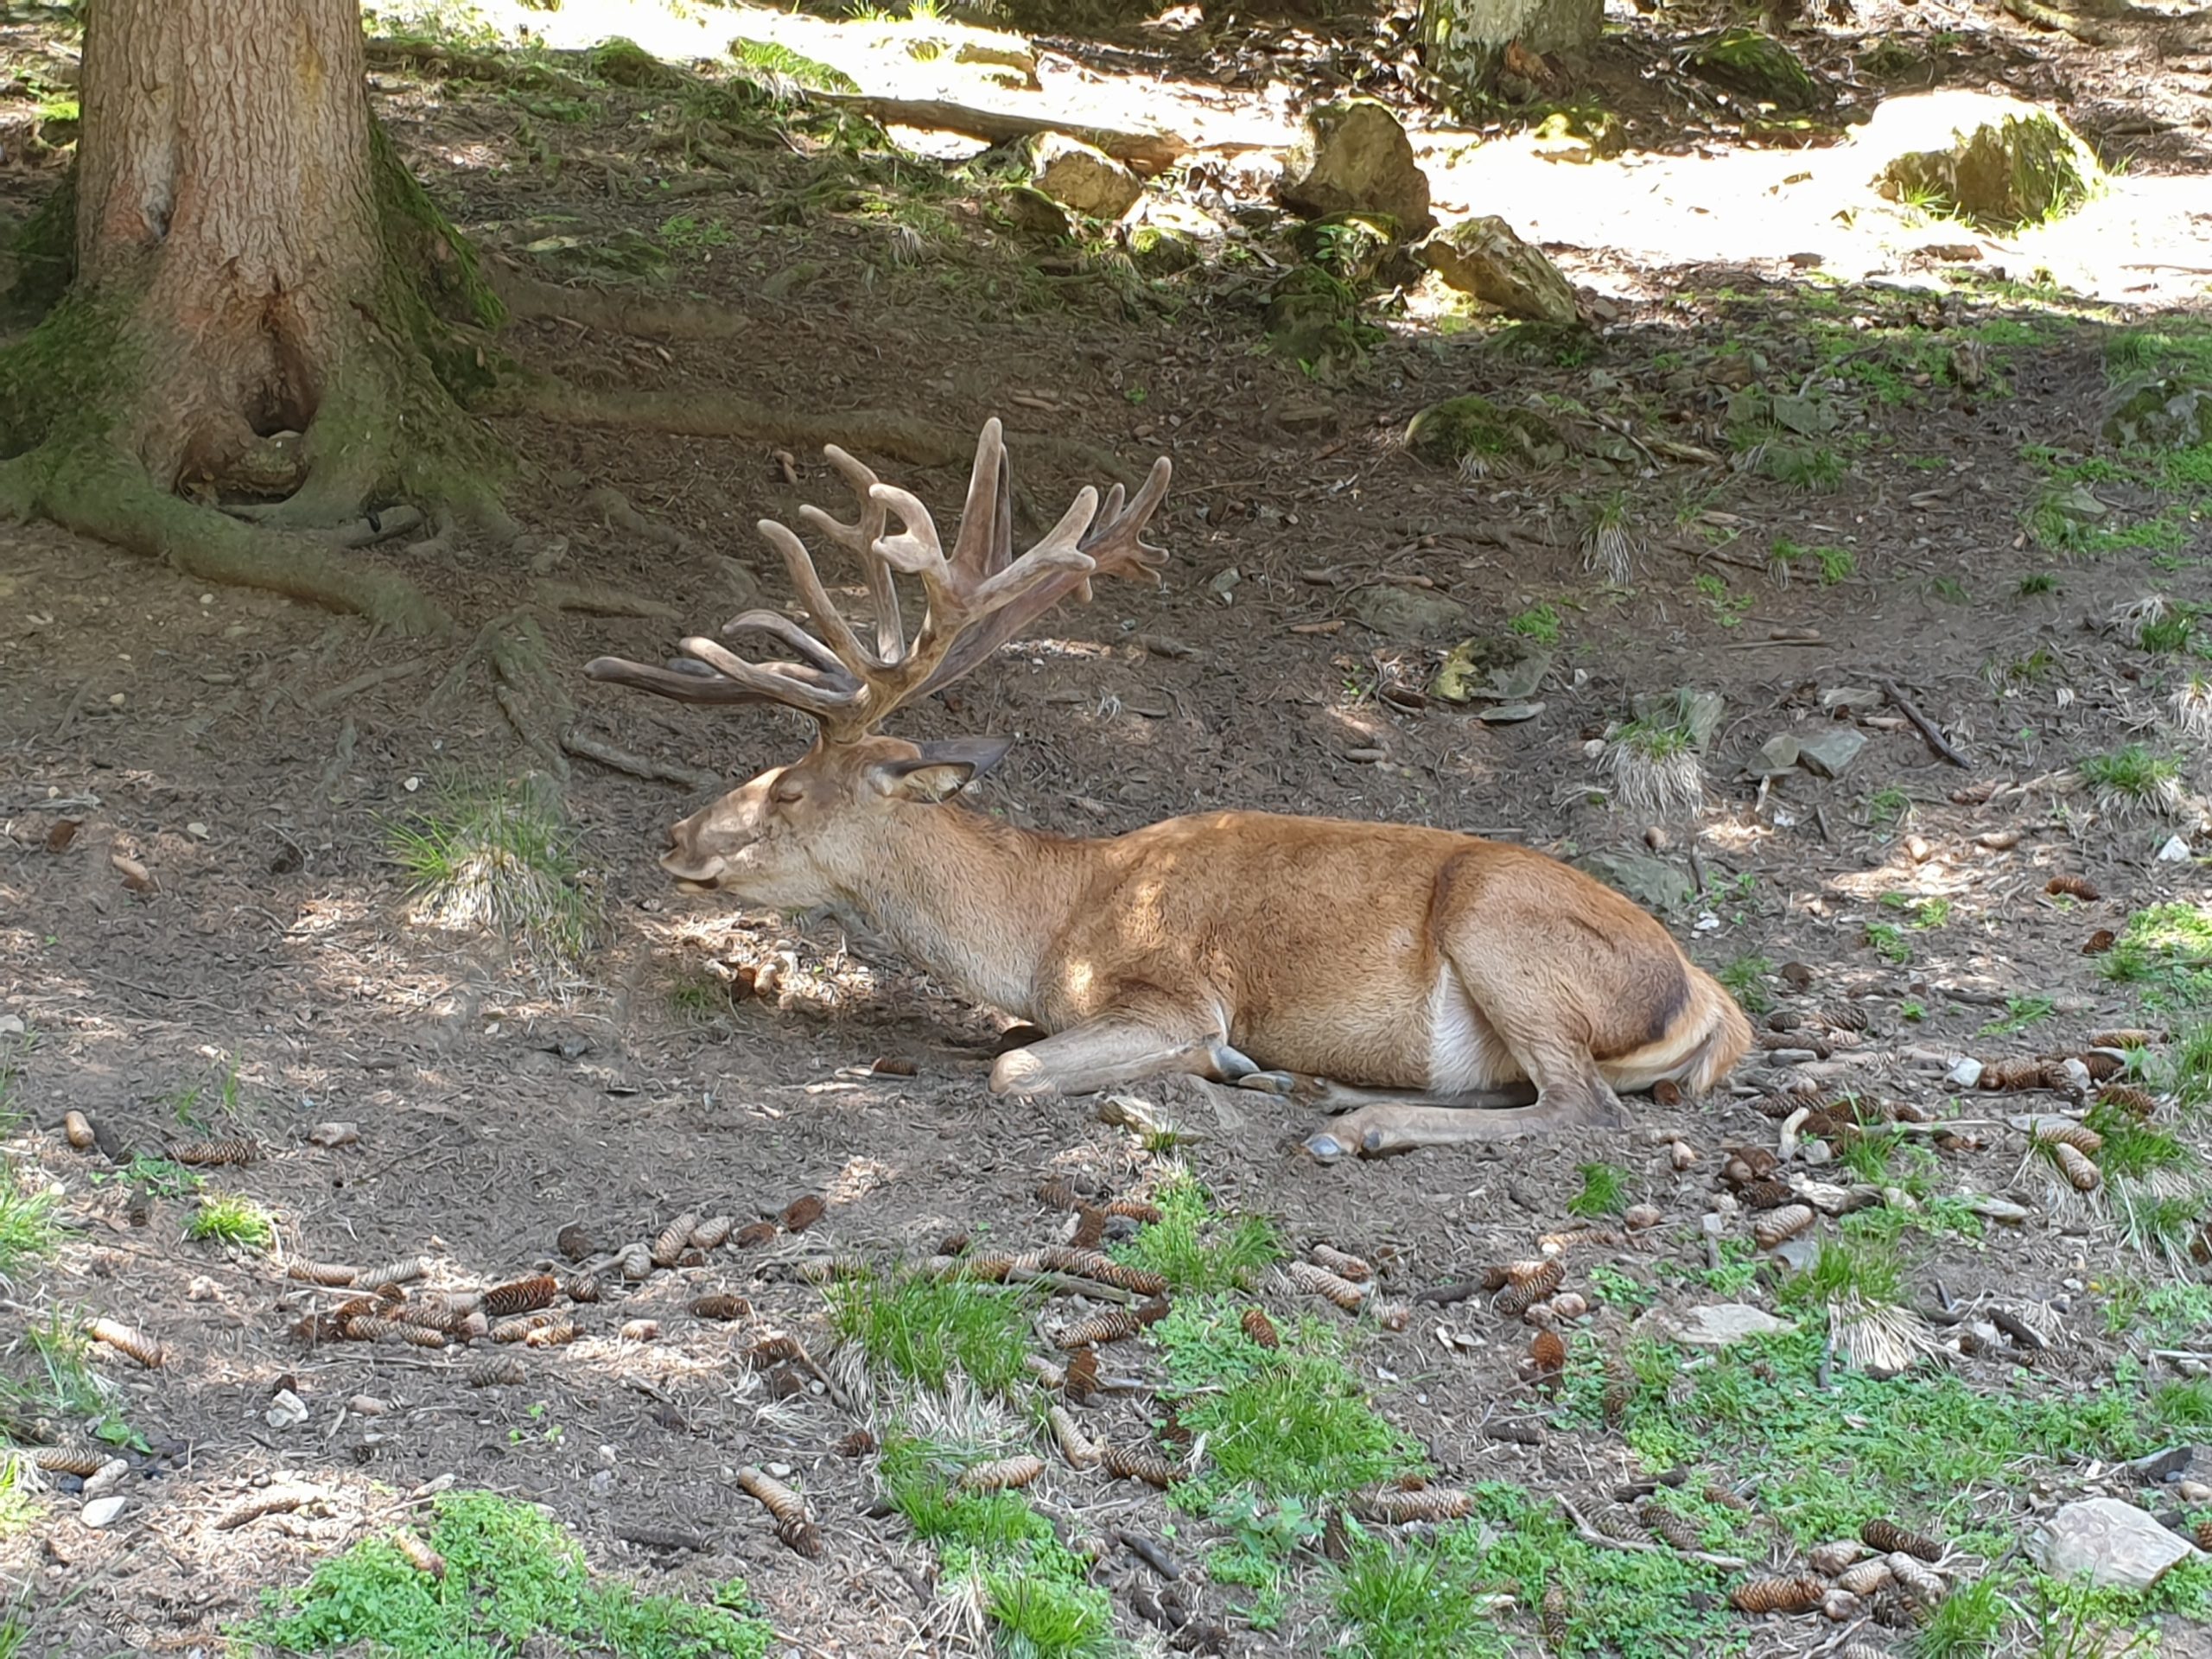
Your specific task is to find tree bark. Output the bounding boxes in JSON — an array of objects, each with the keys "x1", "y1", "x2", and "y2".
[
  {"x1": 0, "y1": 0, "x2": 509, "y2": 631},
  {"x1": 77, "y1": 0, "x2": 393, "y2": 486},
  {"x1": 1421, "y1": 0, "x2": 1601, "y2": 111}
]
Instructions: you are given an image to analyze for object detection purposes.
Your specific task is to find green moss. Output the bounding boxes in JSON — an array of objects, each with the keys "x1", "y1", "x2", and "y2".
[
  {"x1": 5, "y1": 169, "x2": 75, "y2": 317},
  {"x1": 728, "y1": 37, "x2": 859, "y2": 94},
  {"x1": 1880, "y1": 112, "x2": 2098, "y2": 232},
  {"x1": 1684, "y1": 28, "x2": 1819, "y2": 111},
  {"x1": 588, "y1": 36, "x2": 685, "y2": 90},
  {"x1": 1403, "y1": 395, "x2": 1563, "y2": 472},
  {"x1": 1126, "y1": 223, "x2": 1198, "y2": 276}
]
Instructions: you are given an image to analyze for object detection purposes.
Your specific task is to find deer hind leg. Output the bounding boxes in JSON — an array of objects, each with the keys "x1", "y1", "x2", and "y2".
[
  {"x1": 1303, "y1": 963, "x2": 1622, "y2": 1162},
  {"x1": 988, "y1": 1013, "x2": 1250, "y2": 1100}
]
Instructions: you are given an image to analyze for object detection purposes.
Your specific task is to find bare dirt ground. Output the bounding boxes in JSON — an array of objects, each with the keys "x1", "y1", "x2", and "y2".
[{"x1": 2, "y1": 1, "x2": 2211, "y2": 1655}]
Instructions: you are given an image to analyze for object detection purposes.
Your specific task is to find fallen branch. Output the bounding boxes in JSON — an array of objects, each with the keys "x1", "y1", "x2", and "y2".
[
  {"x1": 561, "y1": 729, "x2": 721, "y2": 791},
  {"x1": 1555, "y1": 1496, "x2": 1751, "y2": 1570},
  {"x1": 308, "y1": 660, "x2": 424, "y2": 715},
  {"x1": 1881, "y1": 678, "x2": 1973, "y2": 769},
  {"x1": 810, "y1": 92, "x2": 1190, "y2": 174}
]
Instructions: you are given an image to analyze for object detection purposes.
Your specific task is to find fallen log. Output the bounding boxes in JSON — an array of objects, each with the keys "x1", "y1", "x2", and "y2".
[{"x1": 812, "y1": 92, "x2": 1190, "y2": 174}]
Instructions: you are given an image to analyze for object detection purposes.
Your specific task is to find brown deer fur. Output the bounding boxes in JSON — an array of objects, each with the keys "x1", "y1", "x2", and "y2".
[{"x1": 589, "y1": 423, "x2": 1750, "y2": 1160}]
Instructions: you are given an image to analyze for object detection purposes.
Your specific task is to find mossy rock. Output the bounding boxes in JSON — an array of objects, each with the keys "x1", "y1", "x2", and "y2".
[
  {"x1": 1416, "y1": 215, "x2": 1579, "y2": 327},
  {"x1": 1001, "y1": 185, "x2": 1072, "y2": 241},
  {"x1": 1265, "y1": 265, "x2": 1369, "y2": 365},
  {"x1": 589, "y1": 37, "x2": 685, "y2": 89},
  {"x1": 1403, "y1": 395, "x2": 1565, "y2": 473},
  {"x1": 1529, "y1": 106, "x2": 1624, "y2": 164},
  {"x1": 1276, "y1": 99, "x2": 1434, "y2": 237},
  {"x1": 728, "y1": 37, "x2": 860, "y2": 95},
  {"x1": 1127, "y1": 222, "x2": 1198, "y2": 275},
  {"x1": 1683, "y1": 28, "x2": 1821, "y2": 112},
  {"x1": 1291, "y1": 213, "x2": 1405, "y2": 285},
  {"x1": 2103, "y1": 377, "x2": 2212, "y2": 451},
  {"x1": 1866, "y1": 93, "x2": 2100, "y2": 232}
]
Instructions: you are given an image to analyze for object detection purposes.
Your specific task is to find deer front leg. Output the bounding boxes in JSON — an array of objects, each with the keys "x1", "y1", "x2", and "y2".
[{"x1": 988, "y1": 1014, "x2": 1257, "y2": 1099}]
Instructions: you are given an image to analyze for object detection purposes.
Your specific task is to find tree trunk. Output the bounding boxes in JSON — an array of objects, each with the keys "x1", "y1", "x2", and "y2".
[
  {"x1": 0, "y1": 0, "x2": 508, "y2": 632},
  {"x1": 1421, "y1": 0, "x2": 1602, "y2": 111},
  {"x1": 78, "y1": 0, "x2": 393, "y2": 487}
]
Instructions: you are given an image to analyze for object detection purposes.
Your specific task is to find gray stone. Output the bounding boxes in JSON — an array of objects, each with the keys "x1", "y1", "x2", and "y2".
[
  {"x1": 1430, "y1": 636, "x2": 1553, "y2": 703},
  {"x1": 1760, "y1": 734, "x2": 1802, "y2": 773},
  {"x1": 1795, "y1": 728, "x2": 1867, "y2": 779},
  {"x1": 1348, "y1": 583, "x2": 1470, "y2": 639},
  {"x1": 2032, "y1": 1497, "x2": 2196, "y2": 1592},
  {"x1": 1475, "y1": 701, "x2": 1545, "y2": 723},
  {"x1": 1416, "y1": 216, "x2": 1578, "y2": 327},
  {"x1": 1634, "y1": 687, "x2": 1726, "y2": 750},
  {"x1": 1574, "y1": 851, "x2": 1694, "y2": 913},
  {"x1": 1638, "y1": 1302, "x2": 1798, "y2": 1349},
  {"x1": 1276, "y1": 99, "x2": 1434, "y2": 237},
  {"x1": 1030, "y1": 131, "x2": 1142, "y2": 220},
  {"x1": 2104, "y1": 378, "x2": 2212, "y2": 451},
  {"x1": 80, "y1": 1495, "x2": 127, "y2": 1529}
]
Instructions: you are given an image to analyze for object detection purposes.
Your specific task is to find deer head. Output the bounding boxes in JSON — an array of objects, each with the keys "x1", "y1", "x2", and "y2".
[{"x1": 584, "y1": 420, "x2": 1171, "y2": 908}]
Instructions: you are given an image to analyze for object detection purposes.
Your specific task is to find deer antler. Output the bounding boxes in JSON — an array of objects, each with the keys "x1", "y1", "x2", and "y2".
[{"x1": 585, "y1": 420, "x2": 1171, "y2": 741}]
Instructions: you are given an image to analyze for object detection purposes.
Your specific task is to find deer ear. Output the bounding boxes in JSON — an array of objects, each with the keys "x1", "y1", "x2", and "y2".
[{"x1": 869, "y1": 736, "x2": 1013, "y2": 803}]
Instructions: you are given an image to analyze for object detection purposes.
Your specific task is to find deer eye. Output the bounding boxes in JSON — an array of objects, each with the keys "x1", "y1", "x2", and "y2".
[{"x1": 770, "y1": 780, "x2": 804, "y2": 806}]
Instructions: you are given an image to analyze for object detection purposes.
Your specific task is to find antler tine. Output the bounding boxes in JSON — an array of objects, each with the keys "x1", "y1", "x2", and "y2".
[
  {"x1": 721, "y1": 609, "x2": 854, "y2": 681},
  {"x1": 756, "y1": 518, "x2": 878, "y2": 679},
  {"x1": 799, "y1": 444, "x2": 904, "y2": 666},
  {"x1": 583, "y1": 652, "x2": 852, "y2": 716},
  {"x1": 1076, "y1": 455, "x2": 1173, "y2": 578},
  {"x1": 945, "y1": 417, "x2": 1008, "y2": 582}
]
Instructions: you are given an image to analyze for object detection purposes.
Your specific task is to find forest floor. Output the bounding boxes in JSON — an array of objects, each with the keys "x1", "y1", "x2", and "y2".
[{"x1": 3, "y1": 0, "x2": 2212, "y2": 1656}]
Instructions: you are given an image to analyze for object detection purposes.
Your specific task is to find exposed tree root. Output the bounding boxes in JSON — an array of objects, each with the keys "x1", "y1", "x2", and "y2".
[
  {"x1": 496, "y1": 267, "x2": 751, "y2": 346},
  {"x1": 561, "y1": 728, "x2": 721, "y2": 791},
  {"x1": 495, "y1": 370, "x2": 1141, "y2": 489},
  {"x1": 0, "y1": 446, "x2": 450, "y2": 635}
]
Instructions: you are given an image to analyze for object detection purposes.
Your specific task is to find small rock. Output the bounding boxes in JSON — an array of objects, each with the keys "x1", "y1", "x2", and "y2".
[
  {"x1": 1029, "y1": 131, "x2": 1142, "y2": 220},
  {"x1": 1640, "y1": 1302, "x2": 1798, "y2": 1349},
  {"x1": 1965, "y1": 1194, "x2": 2031, "y2": 1224},
  {"x1": 1431, "y1": 634, "x2": 1552, "y2": 704},
  {"x1": 2104, "y1": 378, "x2": 2212, "y2": 452},
  {"x1": 1275, "y1": 98, "x2": 1433, "y2": 235},
  {"x1": 308, "y1": 1122, "x2": 359, "y2": 1148},
  {"x1": 81, "y1": 1495, "x2": 127, "y2": 1529},
  {"x1": 1347, "y1": 583, "x2": 1470, "y2": 640},
  {"x1": 1682, "y1": 26, "x2": 1821, "y2": 111},
  {"x1": 186, "y1": 822, "x2": 210, "y2": 840},
  {"x1": 1947, "y1": 1058, "x2": 1984, "y2": 1089},
  {"x1": 1759, "y1": 734, "x2": 1802, "y2": 773},
  {"x1": 2033, "y1": 1497, "x2": 2196, "y2": 1591},
  {"x1": 186, "y1": 1276, "x2": 221, "y2": 1301},
  {"x1": 2157, "y1": 835, "x2": 2191, "y2": 862},
  {"x1": 1795, "y1": 728, "x2": 1867, "y2": 779},
  {"x1": 2182, "y1": 1479, "x2": 2212, "y2": 1504},
  {"x1": 82, "y1": 1459, "x2": 130, "y2": 1497},
  {"x1": 347, "y1": 1395, "x2": 389, "y2": 1417},
  {"x1": 266, "y1": 1389, "x2": 310, "y2": 1430},
  {"x1": 1402, "y1": 394, "x2": 1564, "y2": 474},
  {"x1": 1573, "y1": 851, "x2": 1694, "y2": 913},
  {"x1": 1416, "y1": 216, "x2": 1579, "y2": 327}
]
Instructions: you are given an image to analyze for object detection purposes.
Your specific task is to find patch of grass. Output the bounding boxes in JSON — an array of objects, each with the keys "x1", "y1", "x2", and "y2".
[
  {"x1": 0, "y1": 1169, "x2": 58, "y2": 1285},
  {"x1": 2168, "y1": 1023, "x2": 2212, "y2": 1110},
  {"x1": 1508, "y1": 602, "x2": 1562, "y2": 645},
  {"x1": 2078, "y1": 744, "x2": 2183, "y2": 819},
  {"x1": 96, "y1": 1154, "x2": 201, "y2": 1200},
  {"x1": 1604, "y1": 714, "x2": 1704, "y2": 818},
  {"x1": 1586, "y1": 1262, "x2": 1659, "y2": 1313},
  {"x1": 385, "y1": 772, "x2": 597, "y2": 976},
  {"x1": 2101, "y1": 1277, "x2": 2212, "y2": 1344},
  {"x1": 1980, "y1": 996, "x2": 2056, "y2": 1037},
  {"x1": 2101, "y1": 906, "x2": 2212, "y2": 1011},
  {"x1": 1109, "y1": 1172, "x2": 1279, "y2": 1294},
  {"x1": 1568, "y1": 1160, "x2": 1630, "y2": 1219},
  {"x1": 1865, "y1": 785, "x2": 1911, "y2": 830},
  {"x1": 187, "y1": 1193, "x2": 274, "y2": 1250},
  {"x1": 982, "y1": 1568, "x2": 1115, "y2": 1659},
  {"x1": 1777, "y1": 1234, "x2": 1906, "y2": 1312},
  {"x1": 1915, "y1": 1574, "x2": 2010, "y2": 1658},
  {"x1": 1770, "y1": 537, "x2": 1855, "y2": 584},
  {"x1": 1335, "y1": 1535, "x2": 1503, "y2": 1659},
  {"x1": 2082, "y1": 1103, "x2": 2190, "y2": 1179},
  {"x1": 0, "y1": 1453, "x2": 37, "y2": 1544},
  {"x1": 1762, "y1": 441, "x2": 1848, "y2": 493},
  {"x1": 1182, "y1": 1351, "x2": 1421, "y2": 1500},
  {"x1": 1715, "y1": 954, "x2": 1773, "y2": 1014},
  {"x1": 1691, "y1": 572, "x2": 1752, "y2": 628},
  {"x1": 1866, "y1": 922, "x2": 1912, "y2": 964},
  {"x1": 2018, "y1": 571, "x2": 2060, "y2": 596},
  {"x1": 249, "y1": 1490, "x2": 773, "y2": 1658},
  {"x1": 2147, "y1": 1377, "x2": 2212, "y2": 1434},
  {"x1": 1565, "y1": 1327, "x2": 2158, "y2": 1546},
  {"x1": 824, "y1": 1272, "x2": 1033, "y2": 1395}
]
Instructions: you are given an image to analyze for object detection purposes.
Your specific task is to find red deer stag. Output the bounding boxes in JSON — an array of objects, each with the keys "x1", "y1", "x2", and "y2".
[{"x1": 585, "y1": 420, "x2": 1750, "y2": 1160}]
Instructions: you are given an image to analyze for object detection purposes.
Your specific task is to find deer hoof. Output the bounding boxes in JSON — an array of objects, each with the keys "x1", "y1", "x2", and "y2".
[
  {"x1": 1302, "y1": 1128, "x2": 1357, "y2": 1164},
  {"x1": 1235, "y1": 1070, "x2": 1300, "y2": 1097}
]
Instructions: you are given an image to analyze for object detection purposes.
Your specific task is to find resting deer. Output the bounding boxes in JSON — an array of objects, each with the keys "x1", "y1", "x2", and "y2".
[{"x1": 586, "y1": 421, "x2": 1751, "y2": 1160}]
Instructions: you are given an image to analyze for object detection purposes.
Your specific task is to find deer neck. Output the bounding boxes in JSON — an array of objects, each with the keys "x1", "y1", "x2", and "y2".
[{"x1": 827, "y1": 805, "x2": 1085, "y2": 1020}]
